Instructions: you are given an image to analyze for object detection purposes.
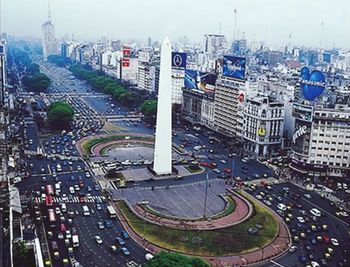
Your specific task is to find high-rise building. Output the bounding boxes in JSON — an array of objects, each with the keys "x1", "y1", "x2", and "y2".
[
  {"x1": 203, "y1": 34, "x2": 227, "y2": 58},
  {"x1": 42, "y1": 2, "x2": 58, "y2": 61}
]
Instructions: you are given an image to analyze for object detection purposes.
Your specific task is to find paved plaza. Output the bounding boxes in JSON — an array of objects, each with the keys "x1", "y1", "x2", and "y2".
[{"x1": 113, "y1": 180, "x2": 231, "y2": 218}]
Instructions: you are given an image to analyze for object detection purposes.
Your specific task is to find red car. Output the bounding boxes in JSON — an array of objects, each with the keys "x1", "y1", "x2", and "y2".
[
  {"x1": 223, "y1": 168, "x2": 231, "y2": 174},
  {"x1": 60, "y1": 223, "x2": 66, "y2": 232},
  {"x1": 199, "y1": 162, "x2": 209, "y2": 167},
  {"x1": 323, "y1": 235, "x2": 330, "y2": 244},
  {"x1": 79, "y1": 196, "x2": 85, "y2": 203}
]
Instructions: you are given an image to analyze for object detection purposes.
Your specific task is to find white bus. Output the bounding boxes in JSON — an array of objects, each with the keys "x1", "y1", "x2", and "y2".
[
  {"x1": 72, "y1": 235, "x2": 80, "y2": 247},
  {"x1": 107, "y1": 206, "x2": 117, "y2": 218},
  {"x1": 82, "y1": 206, "x2": 90, "y2": 216}
]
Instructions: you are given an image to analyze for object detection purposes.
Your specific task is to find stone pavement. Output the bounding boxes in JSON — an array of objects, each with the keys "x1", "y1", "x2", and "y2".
[{"x1": 130, "y1": 190, "x2": 252, "y2": 230}]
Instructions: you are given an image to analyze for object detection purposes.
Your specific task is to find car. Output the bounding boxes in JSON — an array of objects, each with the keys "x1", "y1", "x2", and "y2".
[
  {"x1": 55, "y1": 207, "x2": 61, "y2": 215},
  {"x1": 288, "y1": 246, "x2": 297, "y2": 253},
  {"x1": 94, "y1": 184, "x2": 100, "y2": 191},
  {"x1": 65, "y1": 230, "x2": 71, "y2": 239},
  {"x1": 310, "y1": 208, "x2": 322, "y2": 217},
  {"x1": 58, "y1": 232, "x2": 64, "y2": 239},
  {"x1": 85, "y1": 172, "x2": 91, "y2": 178},
  {"x1": 297, "y1": 216, "x2": 305, "y2": 223},
  {"x1": 121, "y1": 231, "x2": 129, "y2": 239},
  {"x1": 69, "y1": 186, "x2": 75, "y2": 194},
  {"x1": 87, "y1": 186, "x2": 92, "y2": 192},
  {"x1": 70, "y1": 175, "x2": 75, "y2": 181},
  {"x1": 96, "y1": 204, "x2": 102, "y2": 210},
  {"x1": 277, "y1": 203, "x2": 287, "y2": 211},
  {"x1": 94, "y1": 235, "x2": 103, "y2": 244},
  {"x1": 323, "y1": 235, "x2": 331, "y2": 244},
  {"x1": 115, "y1": 237, "x2": 125, "y2": 246},
  {"x1": 110, "y1": 245, "x2": 118, "y2": 254},
  {"x1": 331, "y1": 238, "x2": 339, "y2": 246},
  {"x1": 97, "y1": 221, "x2": 105, "y2": 230},
  {"x1": 299, "y1": 255, "x2": 307, "y2": 263},
  {"x1": 104, "y1": 220, "x2": 113, "y2": 228},
  {"x1": 41, "y1": 176, "x2": 47, "y2": 182},
  {"x1": 121, "y1": 247, "x2": 130, "y2": 256}
]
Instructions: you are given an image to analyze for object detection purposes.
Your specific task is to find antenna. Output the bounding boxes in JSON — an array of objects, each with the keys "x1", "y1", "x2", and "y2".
[
  {"x1": 233, "y1": 9, "x2": 237, "y2": 41},
  {"x1": 320, "y1": 22, "x2": 324, "y2": 49},
  {"x1": 48, "y1": 0, "x2": 51, "y2": 21}
]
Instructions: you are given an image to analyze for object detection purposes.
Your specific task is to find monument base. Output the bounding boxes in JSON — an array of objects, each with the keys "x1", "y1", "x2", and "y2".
[{"x1": 147, "y1": 164, "x2": 178, "y2": 177}]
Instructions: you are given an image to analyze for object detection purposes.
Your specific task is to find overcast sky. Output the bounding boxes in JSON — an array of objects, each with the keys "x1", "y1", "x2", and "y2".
[{"x1": 2, "y1": 0, "x2": 350, "y2": 49}]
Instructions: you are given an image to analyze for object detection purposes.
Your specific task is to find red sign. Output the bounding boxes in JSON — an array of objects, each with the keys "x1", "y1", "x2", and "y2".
[
  {"x1": 239, "y1": 93, "x2": 245, "y2": 103},
  {"x1": 122, "y1": 58, "x2": 130, "y2": 67},
  {"x1": 123, "y1": 47, "x2": 131, "y2": 57}
]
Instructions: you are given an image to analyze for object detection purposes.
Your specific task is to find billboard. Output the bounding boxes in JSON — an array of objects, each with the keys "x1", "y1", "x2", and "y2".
[
  {"x1": 172, "y1": 52, "x2": 187, "y2": 69},
  {"x1": 300, "y1": 67, "x2": 326, "y2": 101},
  {"x1": 123, "y1": 47, "x2": 131, "y2": 57},
  {"x1": 122, "y1": 58, "x2": 130, "y2": 67},
  {"x1": 222, "y1": 55, "x2": 246, "y2": 81}
]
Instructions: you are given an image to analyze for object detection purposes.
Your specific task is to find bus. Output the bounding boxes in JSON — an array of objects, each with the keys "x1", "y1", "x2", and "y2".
[
  {"x1": 48, "y1": 209, "x2": 56, "y2": 226},
  {"x1": 72, "y1": 235, "x2": 80, "y2": 247},
  {"x1": 46, "y1": 185, "x2": 54, "y2": 196},
  {"x1": 45, "y1": 195, "x2": 53, "y2": 207},
  {"x1": 107, "y1": 205, "x2": 117, "y2": 218}
]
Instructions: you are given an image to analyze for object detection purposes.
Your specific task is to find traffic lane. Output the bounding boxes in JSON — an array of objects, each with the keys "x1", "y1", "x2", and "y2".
[
  {"x1": 71, "y1": 203, "x2": 144, "y2": 266},
  {"x1": 248, "y1": 185, "x2": 349, "y2": 266},
  {"x1": 24, "y1": 122, "x2": 41, "y2": 151},
  {"x1": 273, "y1": 182, "x2": 350, "y2": 225}
]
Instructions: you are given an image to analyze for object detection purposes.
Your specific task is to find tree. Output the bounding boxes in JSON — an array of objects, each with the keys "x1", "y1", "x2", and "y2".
[
  {"x1": 145, "y1": 252, "x2": 210, "y2": 267},
  {"x1": 118, "y1": 91, "x2": 141, "y2": 107},
  {"x1": 47, "y1": 101, "x2": 74, "y2": 130},
  {"x1": 141, "y1": 100, "x2": 157, "y2": 124},
  {"x1": 13, "y1": 240, "x2": 29, "y2": 267}
]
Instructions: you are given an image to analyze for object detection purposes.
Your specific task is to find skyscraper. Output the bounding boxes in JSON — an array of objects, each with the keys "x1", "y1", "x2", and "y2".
[
  {"x1": 153, "y1": 37, "x2": 172, "y2": 175},
  {"x1": 0, "y1": 41, "x2": 6, "y2": 108},
  {"x1": 42, "y1": 1, "x2": 57, "y2": 61}
]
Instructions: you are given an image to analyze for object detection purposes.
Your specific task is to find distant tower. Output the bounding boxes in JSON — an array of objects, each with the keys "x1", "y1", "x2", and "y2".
[
  {"x1": 233, "y1": 9, "x2": 237, "y2": 41},
  {"x1": 42, "y1": 0, "x2": 58, "y2": 61},
  {"x1": 153, "y1": 37, "x2": 172, "y2": 175}
]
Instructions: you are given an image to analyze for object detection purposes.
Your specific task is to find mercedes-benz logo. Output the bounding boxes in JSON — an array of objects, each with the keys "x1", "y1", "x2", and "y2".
[{"x1": 173, "y1": 54, "x2": 182, "y2": 67}]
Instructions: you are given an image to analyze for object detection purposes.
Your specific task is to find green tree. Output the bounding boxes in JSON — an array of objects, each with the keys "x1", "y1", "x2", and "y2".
[
  {"x1": 145, "y1": 252, "x2": 210, "y2": 267},
  {"x1": 13, "y1": 240, "x2": 28, "y2": 267},
  {"x1": 141, "y1": 100, "x2": 157, "y2": 124},
  {"x1": 47, "y1": 101, "x2": 74, "y2": 130},
  {"x1": 118, "y1": 91, "x2": 141, "y2": 107}
]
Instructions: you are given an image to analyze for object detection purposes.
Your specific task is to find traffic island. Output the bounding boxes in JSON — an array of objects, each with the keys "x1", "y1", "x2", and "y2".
[{"x1": 114, "y1": 190, "x2": 288, "y2": 261}]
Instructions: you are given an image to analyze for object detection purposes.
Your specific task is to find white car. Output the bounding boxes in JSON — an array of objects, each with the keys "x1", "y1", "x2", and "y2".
[
  {"x1": 331, "y1": 238, "x2": 339, "y2": 246},
  {"x1": 297, "y1": 216, "x2": 305, "y2": 223},
  {"x1": 85, "y1": 172, "x2": 91, "y2": 178},
  {"x1": 310, "y1": 208, "x2": 322, "y2": 217},
  {"x1": 55, "y1": 207, "x2": 61, "y2": 215},
  {"x1": 311, "y1": 261, "x2": 320, "y2": 267},
  {"x1": 65, "y1": 230, "x2": 72, "y2": 239},
  {"x1": 277, "y1": 203, "x2": 287, "y2": 211},
  {"x1": 94, "y1": 235, "x2": 103, "y2": 244},
  {"x1": 69, "y1": 186, "x2": 75, "y2": 194}
]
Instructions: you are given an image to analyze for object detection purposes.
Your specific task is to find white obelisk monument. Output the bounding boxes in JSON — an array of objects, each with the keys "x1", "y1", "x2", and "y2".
[{"x1": 153, "y1": 37, "x2": 172, "y2": 175}]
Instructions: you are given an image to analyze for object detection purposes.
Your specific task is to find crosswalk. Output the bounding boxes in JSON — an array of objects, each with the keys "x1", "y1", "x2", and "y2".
[{"x1": 35, "y1": 195, "x2": 104, "y2": 204}]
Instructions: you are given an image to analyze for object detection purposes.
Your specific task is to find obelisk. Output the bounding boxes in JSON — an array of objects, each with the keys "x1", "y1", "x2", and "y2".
[{"x1": 153, "y1": 37, "x2": 172, "y2": 175}]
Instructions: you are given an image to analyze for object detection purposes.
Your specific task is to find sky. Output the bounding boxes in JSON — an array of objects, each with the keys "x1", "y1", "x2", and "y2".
[{"x1": 1, "y1": 0, "x2": 350, "y2": 49}]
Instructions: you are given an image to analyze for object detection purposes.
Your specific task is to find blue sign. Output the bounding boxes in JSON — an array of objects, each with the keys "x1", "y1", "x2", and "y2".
[
  {"x1": 172, "y1": 52, "x2": 187, "y2": 69},
  {"x1": 300, "y1": 67, "x2": 326, "y2": 101},
  {"x1": 223, "y1": 56, "x2": 246, "y2": 80}
]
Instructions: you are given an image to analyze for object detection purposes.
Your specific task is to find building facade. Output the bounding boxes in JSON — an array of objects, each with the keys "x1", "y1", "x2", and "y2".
[
  {"x1": 290, "y1": 101, "x2": 350, "y2": 180},
  {"x1": 42, "y1": 19, "x2": 58, "y2": 61},
  {"x1": 243, "y1": 94, "x2": 285, "y2": 157},
  {"x1": 213, "y1": 77, "x2": 244, "y2": 137}
]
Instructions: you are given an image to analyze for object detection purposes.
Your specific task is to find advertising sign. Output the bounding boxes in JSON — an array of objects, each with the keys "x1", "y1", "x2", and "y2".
[
  {"x1": 258, "y1": 127, "x2": 266, "y2": 137},
  {"x1": 172, "y1": 52, "x2": 187, "y2": 69},
  {"x1": 123, "y1": 47, "x2": 131, "y2": 57},
  {"x1": 300, "y1": 67, "x2": 326, "y2": 101},
  {"x1": 122, "y1": 58, "x2": 130, "y2": 67},
  {"x1": 222, "y1": 55, "x2": 246, "y2": 81},
  {"x1": 292, "y1": 103, "x2": 313, "y2": 122}
]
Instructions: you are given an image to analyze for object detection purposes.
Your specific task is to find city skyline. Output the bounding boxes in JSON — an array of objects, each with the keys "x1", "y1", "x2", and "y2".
[{"x1": 1, "y1": 0, "x2": 350, "y2": 49}]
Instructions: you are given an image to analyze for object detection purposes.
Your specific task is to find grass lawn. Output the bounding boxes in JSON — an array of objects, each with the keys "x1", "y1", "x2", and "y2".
[
  {"x1": 117, "y1": 193, "x2": 279, "y2": 256},
  {"x1": 184, "y1": 166, "x2": 203, "y2": 174},
  {"x1": 81, "y1": 135, "x2": 154, "y2": 156}
]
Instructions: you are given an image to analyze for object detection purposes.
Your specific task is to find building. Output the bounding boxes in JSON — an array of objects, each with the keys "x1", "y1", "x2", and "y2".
[
  {"x1": 0, "y1": 41, "x2": 5, "y2": 108},
  {"x1": 42, "y1": 7, "x2": 58, "y2": 61},
  {"x1": 203, "y1": 34, "x2": 227, "y2": 58},
  {"x1": 290, "y1": 99, "x2": 350, "y2": 180},
  {"x1": 171, "y1": 68, "x2": 185, "y2": 104},
  {"x1": 137, "y1": 50, "x2": 160, "y2": 93},
  {"x1": 213, "y1": 76, "x2": 244, "y2": 137},
  {"x1": 243, "y1": 93, "x2": 285, "y2": 157}
]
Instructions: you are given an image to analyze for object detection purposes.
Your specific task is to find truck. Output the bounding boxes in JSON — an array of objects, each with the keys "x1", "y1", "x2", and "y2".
[{"x1": 107, "y1": 205, "x2": 117, "y2": 218}]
